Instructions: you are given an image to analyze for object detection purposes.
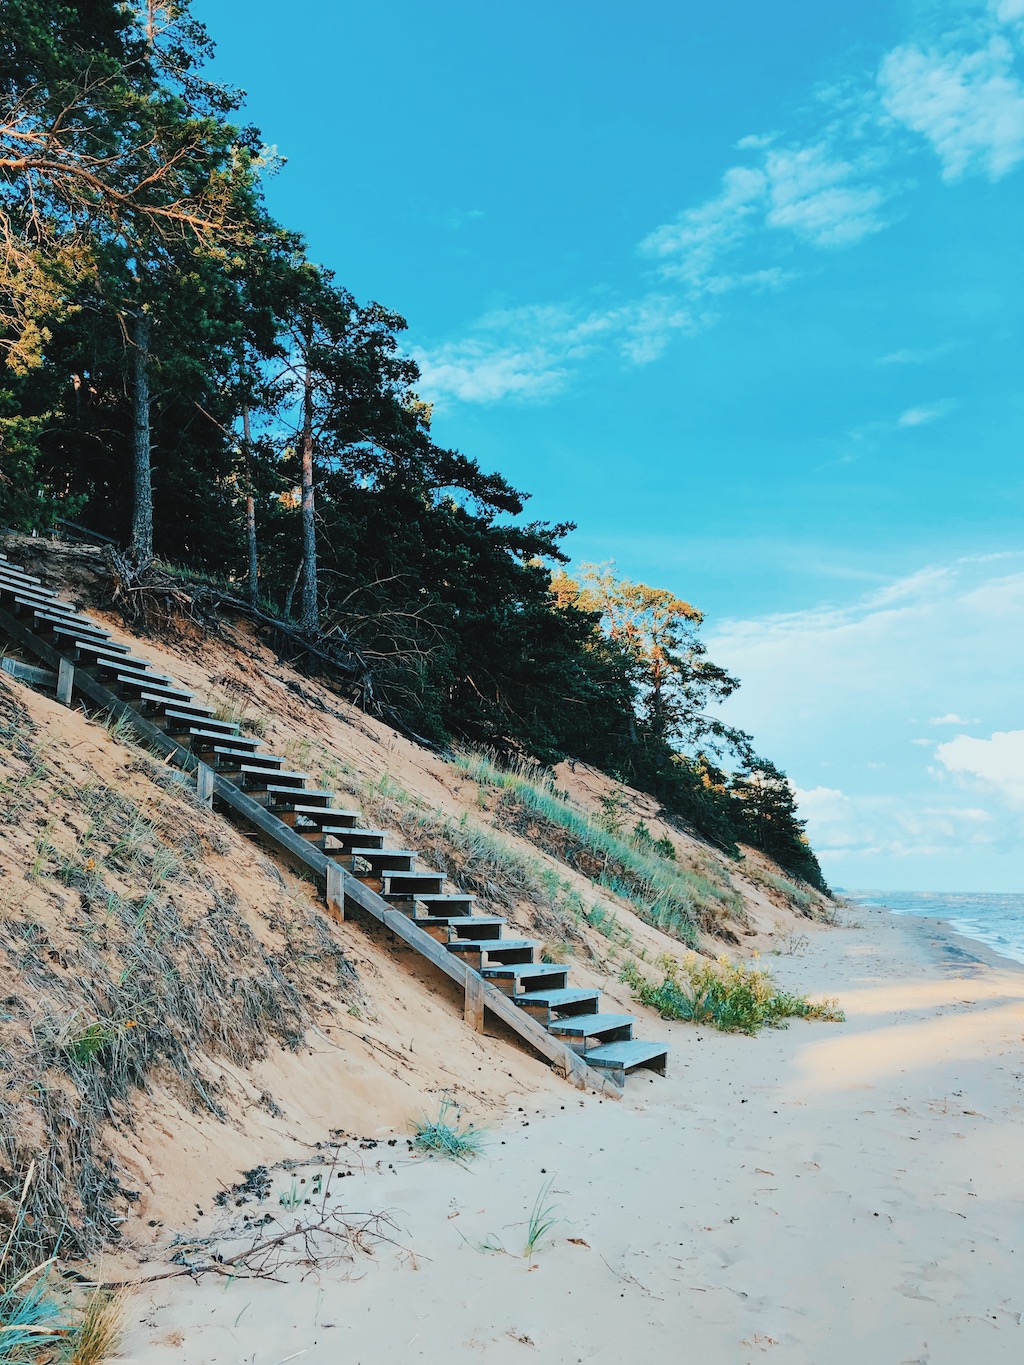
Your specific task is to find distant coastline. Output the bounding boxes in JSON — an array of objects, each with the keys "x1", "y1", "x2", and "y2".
[{"x1": 844, "y1": 889, "x2": 1024, "y2": 969}]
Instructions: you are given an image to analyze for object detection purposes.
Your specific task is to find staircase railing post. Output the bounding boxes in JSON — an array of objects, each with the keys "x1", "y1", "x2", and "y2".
[
  {"x1": 56, "y1": 657, "x2": 74, "y2": 707},
  {"x1": 464, "y1": 970, "x2": 485, "y2": 1033},
  {"x1": 326, "y1": 860, "x2": 345, "y2": 923},
  {"x1": 196, "y1": 761, "x2": 214, "y2": 809}
]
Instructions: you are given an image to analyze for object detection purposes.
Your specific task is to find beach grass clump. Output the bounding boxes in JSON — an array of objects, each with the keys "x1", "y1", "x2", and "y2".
[
  {"x1": 65, "y1": 1289, "x2": 126, "y2": 1365},
  {"x1": 523, "y1": 1179, "x2": 559, "y2": 1263},
  {"x1": 411, "y1": 1099, "x2": 485, "y2": 1162},
  {"x1": 0, "y1": 1263, "x2": 68, "y2": 1362},
  {"x1": 621, "y1": 953, "x2": 844, "y2": 1036},
  {"x1": 452, "y1": 750, "x2": 743, "y2": 945},
  {"x1": 0, "y1": 1164, "x2": 71, "y2": 1363}
]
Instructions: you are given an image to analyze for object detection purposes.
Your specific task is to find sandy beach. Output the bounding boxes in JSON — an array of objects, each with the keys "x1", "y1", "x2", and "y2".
[{"x1": 115, "y1": 903, "x2": 1024, "y2": 1365}]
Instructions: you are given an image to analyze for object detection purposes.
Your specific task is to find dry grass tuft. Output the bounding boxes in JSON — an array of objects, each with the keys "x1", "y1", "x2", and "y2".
[{"x1": 66, "y1": 1288, "x2": 126, "y2": 1365}]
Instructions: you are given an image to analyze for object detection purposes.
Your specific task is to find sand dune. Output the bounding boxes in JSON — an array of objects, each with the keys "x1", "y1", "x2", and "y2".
[{"x1": 117, "y1": 904, "x2": 1024, "y2": 1364}]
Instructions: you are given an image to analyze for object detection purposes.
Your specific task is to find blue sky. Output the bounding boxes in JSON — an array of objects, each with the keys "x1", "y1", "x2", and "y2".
[{"x1": 196, "y1": 0, "x2": 1023, "y2": 892}]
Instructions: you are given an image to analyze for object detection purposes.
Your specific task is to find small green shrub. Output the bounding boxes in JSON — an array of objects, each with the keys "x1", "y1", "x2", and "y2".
[
  {"x1": 411, "y1": 1099, "x2": 485, "y2": 1161},
  {"x1": 621, "y1": 954, "x2": 844, "y2": 1036}
]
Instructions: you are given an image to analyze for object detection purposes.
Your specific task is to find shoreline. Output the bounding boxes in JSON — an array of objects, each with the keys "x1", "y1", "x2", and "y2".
[
  {"x1": 889, "y1": 907, "x2": 1024, "y2": 976},
  {"x1": 119, "y1": 903, "x2": 1024, "y2": 1365},
  {"x1": 844, "y1": 891, "x2": 1024, "y2": 972}
]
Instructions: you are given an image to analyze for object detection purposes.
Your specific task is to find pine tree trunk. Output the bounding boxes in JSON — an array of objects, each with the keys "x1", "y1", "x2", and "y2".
[
  {"x1": 283, "y1": 557, "x2": 303, "y2": 618},
  {"x1": 241, "y1": 400, "x2": 259, "y2": 608},
  {"x1": 131, "y1": 311, "x2": 153, "y2": 566},
  {"x1": 299, "y1": 356, "x2": 319, "y2": 632}
]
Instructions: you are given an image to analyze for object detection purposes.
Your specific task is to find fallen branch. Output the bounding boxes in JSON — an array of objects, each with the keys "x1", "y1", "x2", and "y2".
[{"x1": 71, "y1": 1206, "x2": 403, "y2": 1291}]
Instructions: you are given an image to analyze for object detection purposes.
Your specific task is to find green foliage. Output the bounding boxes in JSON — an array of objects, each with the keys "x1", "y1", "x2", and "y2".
[
  {"x1": 410, "y1": 1099, "x2": 485, "y2": 1162},
  {"x1": 621, "y1": 954, "x2": 845, "y2": 1035}
]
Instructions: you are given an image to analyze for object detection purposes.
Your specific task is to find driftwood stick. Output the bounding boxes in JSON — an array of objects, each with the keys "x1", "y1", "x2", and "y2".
[{"x1": 70, "y1": 1208, "x2": 400, "y2": 1291}]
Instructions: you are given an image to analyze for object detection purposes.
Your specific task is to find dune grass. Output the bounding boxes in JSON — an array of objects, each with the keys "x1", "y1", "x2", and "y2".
[
  {"x1": 65, "y1": 1290, "x2": 125, "y2": 1365},
  {"x1": 452, "y1": 751, "x2": 743, "y2": 947},
  {"x1": 411, "y1": 1099, "x2": 486, "y2": 1161},
  {"x1": 0, "y1": 676, "x2": 360, "y2": 1277},
  {"x1": 0, "y1": 1163, "x2": 125, "y2": 1365},
  {"x1": 621, "y1": 953, "x2": 844, "y2": 1036},
  {"x1": 740, "y1": 858, "x2": 837, "y2": 921}
]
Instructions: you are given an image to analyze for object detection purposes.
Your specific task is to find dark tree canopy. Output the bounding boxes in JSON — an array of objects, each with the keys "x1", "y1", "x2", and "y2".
[{"x1": 0, "y1": 0, "x2": 827, "y2": 892}]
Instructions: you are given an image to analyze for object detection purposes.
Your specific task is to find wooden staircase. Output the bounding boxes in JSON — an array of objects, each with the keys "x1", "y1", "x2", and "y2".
[{"x1": 0, "y1": 552, "x2": 668, "y2": 1092}]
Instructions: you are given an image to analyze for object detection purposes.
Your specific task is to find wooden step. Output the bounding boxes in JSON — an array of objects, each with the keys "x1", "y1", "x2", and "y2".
[
  {"x1": 515, "y1": 987, "x2": 601, "y2": 1026},
  {"x1": 90, "y1": 656, "x2": 173, "y2": 682},
  {"x1": 14, "y1": 597, "x2": 107, "y2": 630},
  {"x1": 240, "y1": 769, "x2": 309, "y2": 791},
  {"x1": 275, "y1": 805, "x2": 361, "y2": 828},
  {"x1": 0, "y1": 563, "x2": 44, "y2": 586},
  {"x1": 316, "y1": 826, "x2": 384, "y2": 848},
  {"x1": 205, "y1": 746, "x2": 284, "y2": 770},
  {"x1": 415, "y1": 916, "x2": 505, "y2": 942},
  {"x1": 266, "y1": 788, "x2": 335, "y2": 811},
  {"x1": 112, "y1": 674, "x2": 194, "y2": 703},
  {"x1": 30, "y1": 608, "x2": 110, "y2": 637},
  {"x1": 234, "y1": 765, "x2": 297, "y2": 790},
  {"x1": 178, "y1": 721, "x2": 254, "y2": 742},
  {"x1": 410, "y1": 892, "x2": 473, "y2": 910},
  {"x1": 51, "y1": 629, "x2": 129, "y2": 655},
  {"x1": 348, "y1": 849, "x2": 417, "y2": 873},
  {"x1": 143, "y1": 699, "x2": 219, "y2": 721},
  {"x1": 583, "y1": 1039, "x2": 669, "y2": 1085},
  {"x1": 483, "y1": 962, "x2": 568, "y2": 995},
  {"x1": 447, "y1": 938, "x2": 538, "y2": 965},
  {"x1": 3, "y1": 585, "x2": 63, "y2": 610},
  {"x1": 549, "y1": 1013, "x2": 634, "y2": 1045},
  {"x1": 4, "y1": 595, "x2": 73, "y2": 624},
  {"x1": 382, "y1": 872, "x2": 445, "y2": 896}
]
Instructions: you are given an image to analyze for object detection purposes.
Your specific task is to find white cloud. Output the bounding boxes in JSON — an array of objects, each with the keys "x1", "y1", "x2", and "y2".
[
  {"x1": 763, "y1": 144, "x2": 888, "y2": 246},
  {"x1": 936, "y1": 729, "x2": 1024, "y2": 804},
  {"x1": 879, "y1": 343, "x2": 956, "y2": 364},
  {"x1": 641, "y1": 142, "x2": 886, "y2": 292},
  {"x1": 706, "y1": 553, "x2": 1024, "y2": 882},
  {"x1": 896, "y1": 402, "x2": 950, "y2": 426},
  {"x1": 736, "y1": 132, "x2": 778, "y2": 150},
  {"x1": 413, "y1": 295, "x2": 698, "y2": 403},
  {"x1": 793, "y1": 783, "x2": 997, "y2": 861},
  {"x1": 880, "y1": 36, "x2": 1024, "y2": 180},
  {"x1": 413, "y1": 7, "x2": 1024, "y2": 407},
  {"x1": 640, "y1": 165, "x2": 767, "y2": 291},
  {"x1": 993, "y1": 0, "x2": 1024, "y2": 24}
]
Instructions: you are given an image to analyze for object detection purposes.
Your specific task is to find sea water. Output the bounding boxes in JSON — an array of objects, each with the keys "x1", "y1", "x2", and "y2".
[{"x1": 843, "y1": 889, "x2": 1024, "y2": 967}]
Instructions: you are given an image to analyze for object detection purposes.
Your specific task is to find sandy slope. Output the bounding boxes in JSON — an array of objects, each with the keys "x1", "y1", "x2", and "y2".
[{"x1": 117, "y1": 905, "x2": 1024, "y2": 1365}]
